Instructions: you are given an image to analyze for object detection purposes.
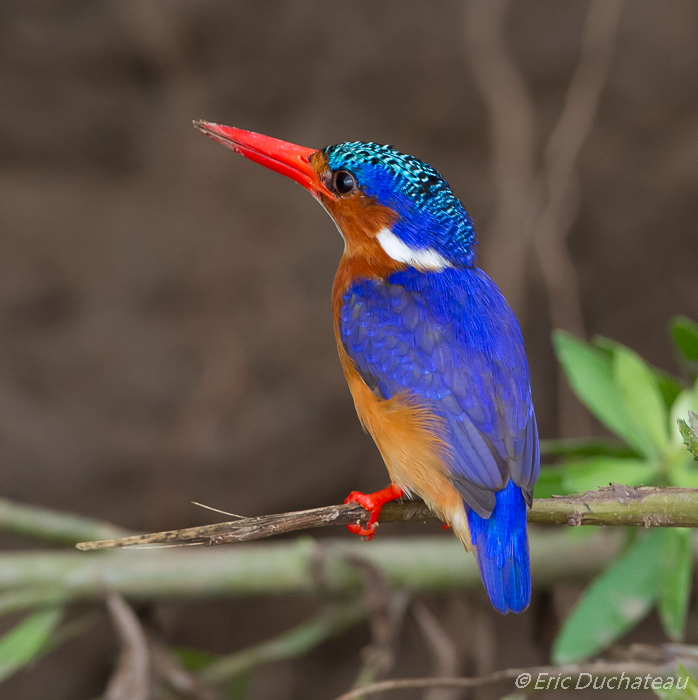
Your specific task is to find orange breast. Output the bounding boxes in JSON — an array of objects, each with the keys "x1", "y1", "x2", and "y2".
[{"x1": 332, "y1": 259, "x2": 470, "y2": 546}]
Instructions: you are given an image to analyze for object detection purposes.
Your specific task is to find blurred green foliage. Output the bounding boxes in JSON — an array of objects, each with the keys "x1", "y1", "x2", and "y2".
[
  {"x1": 0, "y1": 607, "x2": 62, "y2": 683},
  {"x1": 655, "y1": 664, "x2": 698, "y2": 700},
  {"x1": 542, "y1": 317, "x2": 698, "y2": 671}
]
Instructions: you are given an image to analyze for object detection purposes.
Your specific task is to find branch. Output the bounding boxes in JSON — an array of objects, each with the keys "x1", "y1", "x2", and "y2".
[
  {"x1": 104, "y1": 592, "x2": 150, "y2": 700},
  {"x1": 76, "y1": 486, "x2": 698, "y2": 551},
  {"x1": 411, "y1": 602, "x2": 460, "y2": 700},
  {"x1": 347, "y1": 560, "x2": 409, "y2": 692},
  {"x1": 0, "y1": 497, "x2": 131, "y2": 546},
  {"x1": 529, "y1": 485, "x2": 698, "y2": 527},
  {"x1": 331, "y1": 662, "x2": 669, "y2": 700},
  {"x1": 1, "y1": 531, "x2": 623, "y2": 602},
  {"x1": 76, "y1": 500, "x2": 433, "y2": 550}
]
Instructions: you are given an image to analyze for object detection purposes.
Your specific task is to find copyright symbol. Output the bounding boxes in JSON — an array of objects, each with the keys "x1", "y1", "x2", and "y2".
[{"x1": 515, "y1": 673, "x2": 531, "y2": 689}]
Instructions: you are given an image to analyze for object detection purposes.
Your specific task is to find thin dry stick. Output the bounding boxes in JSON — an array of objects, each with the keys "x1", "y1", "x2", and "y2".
[
  {"x1": 104, "y1": 592, "x2": 151, "y2": 700},
  {"x1": 201, "y1": 601, "x2": 367, "y2": 684},
  {"x1": 412, "y1": 602, "x2": 461, "y2": 700},
  {"x1": 149, "y1": 638, "x2": 221, "y2": 700},
  {"x1": 77, "y1": 486, "x2": 698, "y2": 551},
  {"x1": 532, "y1": 0, "x2": 625, "y2": 435},
  {"x1": 463, "y1": 0, "x2": 541, "y2": 316},
  {"x1": 331, "y1": 662, "x2": 666, "y2": 700},
  {"x1": 534, "y1": 0, "x2": 626, "y2": 336},
  {"x1": 76, "y1": 500, "x2": 433, "y2": 550},
  {"x1": 349, "y1": 557, "x2": 410, "y2": 693}
]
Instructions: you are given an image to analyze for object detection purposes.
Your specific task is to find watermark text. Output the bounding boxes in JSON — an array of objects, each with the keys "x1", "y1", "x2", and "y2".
[{"x1": 515, "y1": 671, "x2": 689, "y2": 691}]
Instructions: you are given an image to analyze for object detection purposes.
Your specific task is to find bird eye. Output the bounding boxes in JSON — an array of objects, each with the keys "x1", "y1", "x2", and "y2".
[{"x1": 332, "y1": 170, "x2": 357, "y2": 195}]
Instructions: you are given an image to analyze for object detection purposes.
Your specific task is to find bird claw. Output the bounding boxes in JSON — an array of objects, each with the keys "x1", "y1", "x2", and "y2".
[
  {"x1": 344, "y1": 484, "x2": 404, "y2": 541},
  {"x1": 346, "y1": 521, "x2": 377, "y2": 540}
]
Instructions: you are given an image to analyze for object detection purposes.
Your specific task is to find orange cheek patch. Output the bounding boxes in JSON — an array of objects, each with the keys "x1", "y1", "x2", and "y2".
[
  {"x1": 325, "y1": 191, "x2": 408, "y2": 301},
  {"x1": 308, "y1": 152, "x2": 397, "y2": 265},
  {"x1": 326, "y1": 195, "x2": 396, "y2": 258}
]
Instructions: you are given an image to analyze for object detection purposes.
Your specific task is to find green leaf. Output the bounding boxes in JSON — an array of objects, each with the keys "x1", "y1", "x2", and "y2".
[
  {"x1": 592, "y1": 335, "x2": 617, "y2": 360},
  {"x1": 540, "y1": 437, "x2": 638, "y2": 459},
  {"x1": 533, "y1": 467, "x2": 568, "y2": 499},
  {"x1": 671, "y1": 383, "x2": 698, "y2": 441},
  {"x1": 653, "y1": 664, "x2": 698, "y2": 700},
  {"x1": 553, "y1": 331, "x2": 655, "y2": 456},
  {"x1": 594, "y1": 335, "x2": 683, "y2": 411},
  {"x1": 678, "y1": 412, "x2": 698, "y2": 461},
  {"x1": 614, "y1": 346, "x2": 670, "y2": 454},
  {"x1": 655, "y1": 368, "x2": 684, "y2": 412},
  {"x1": 0, "y1": 607, "x2": 62, "y2": 682},
  {"x1": 658, "y1": 529, "x2": 692, "y2": 641},
  {"x1": 672, "y1": 317, "x2": 698, "y2": 364},
  {"x1": 228, "y1": 672, "x2": 250, "y2": 700},
  {"x1": 670, "y1": 387, "x2": 698, "y2": 484},
  {"x1": 562, "y1": 457, "x2": 658, "y2": 493},
  {"x1": 668, "y1": 457, "x2": 698, "y2": 488},
  {"x1": 172, "y1": 645, "x2": 218, "y2": 672},
  {"x1": 552, "y1": 529, "x2": 665, "y2": 664}
]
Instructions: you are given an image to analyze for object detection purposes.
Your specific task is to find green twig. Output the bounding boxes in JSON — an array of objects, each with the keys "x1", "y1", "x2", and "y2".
[
  {"x1": 0, "y1": 498, "x2": 130, "y2": 546},
  {"x1": 0, "y1": 588, "x2": 69, "y2": 616},
  {"x1": 201, "y1": 600, "x2": 367, "y2": 683},
  {"x1": 0, "y1": 531, "x2": 622, "y2": 602},
  {"x1": 531, "y1": 485, "x2": 698, "y2": 527}
]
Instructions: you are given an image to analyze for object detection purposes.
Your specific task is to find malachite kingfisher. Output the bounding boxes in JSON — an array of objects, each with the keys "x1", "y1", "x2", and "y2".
[{"x1": 194, "y1": 121, "x2": 540, "y2": 614}]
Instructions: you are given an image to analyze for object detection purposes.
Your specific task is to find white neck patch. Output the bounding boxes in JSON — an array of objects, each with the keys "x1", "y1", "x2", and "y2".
[{"x1": 376, "y1": 227, "x2": 450, "y2": 270}]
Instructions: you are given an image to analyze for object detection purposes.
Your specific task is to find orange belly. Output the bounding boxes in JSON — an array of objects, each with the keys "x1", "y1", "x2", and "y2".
[{"x1": 338, "y1": 344, "x2": 472, "y2": 548}]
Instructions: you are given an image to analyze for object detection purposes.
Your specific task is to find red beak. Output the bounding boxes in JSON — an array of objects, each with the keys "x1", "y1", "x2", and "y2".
[{"x1": 194, "y1": 121, "x2": 335, "y2": 200}]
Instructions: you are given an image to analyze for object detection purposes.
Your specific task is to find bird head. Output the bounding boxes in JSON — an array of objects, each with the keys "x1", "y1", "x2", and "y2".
[{"x1": 195, "y1": 121, "x2": 476, "y2": 270}]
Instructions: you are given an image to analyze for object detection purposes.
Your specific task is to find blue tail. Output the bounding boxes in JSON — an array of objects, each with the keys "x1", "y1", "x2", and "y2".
[{"x1": 466, "y1": 480, "x2": 530, "y2": 614}]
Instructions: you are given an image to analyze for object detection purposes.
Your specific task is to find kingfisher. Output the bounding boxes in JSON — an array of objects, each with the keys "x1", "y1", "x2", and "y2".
[{"x1": 194, "y1": 121, "x2": 540, "y2": 614}]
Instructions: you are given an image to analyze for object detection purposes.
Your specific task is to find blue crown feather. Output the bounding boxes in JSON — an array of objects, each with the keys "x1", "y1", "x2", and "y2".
[{"x1": 323, "y1": 142, "x2": 477, "y2": 266}]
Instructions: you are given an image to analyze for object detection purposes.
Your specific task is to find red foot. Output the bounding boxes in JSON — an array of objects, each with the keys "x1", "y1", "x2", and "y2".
[
  {"x1": 344, "y1": 484, "x2": 404, "y2": 541},
  {"x1": 441, "y1": 524, "x2": 451, "y2": 530}
]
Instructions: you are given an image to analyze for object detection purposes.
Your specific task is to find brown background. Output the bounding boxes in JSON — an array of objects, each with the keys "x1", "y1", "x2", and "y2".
[{"x1": 1, "y1": 0, "x2": 697, "y2": 698}]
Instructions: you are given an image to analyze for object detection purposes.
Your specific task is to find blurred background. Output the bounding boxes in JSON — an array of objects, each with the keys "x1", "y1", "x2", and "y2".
[{"x1": 1, "y1": 0, "x2": 697, "y2": 697}]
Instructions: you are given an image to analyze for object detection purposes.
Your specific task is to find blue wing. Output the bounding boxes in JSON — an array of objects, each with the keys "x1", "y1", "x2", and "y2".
[{"x1": 339, "y1": 266, "x2": 539, "y2": 518}]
